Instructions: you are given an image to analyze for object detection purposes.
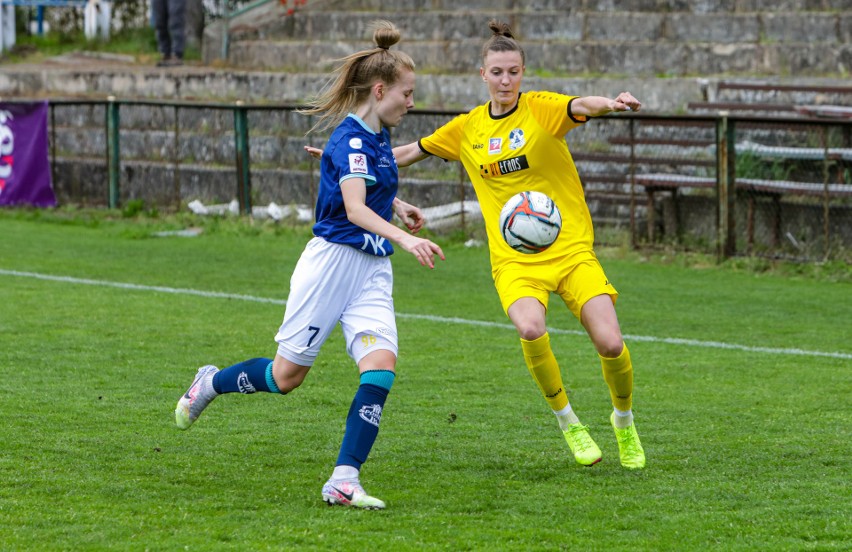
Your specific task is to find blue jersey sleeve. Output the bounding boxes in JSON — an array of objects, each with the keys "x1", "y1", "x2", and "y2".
[{"x1": 329, "y1": 135, "x2": 379, "y2": 186}]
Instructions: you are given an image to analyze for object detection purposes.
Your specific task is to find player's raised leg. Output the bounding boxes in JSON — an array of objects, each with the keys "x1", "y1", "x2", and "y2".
[
  {"x1": 522, "y1": 334, "x2": 602, "y2": 466},
  {"x1": 175, "y1": 356, "x2": 292, "y2": 429}
]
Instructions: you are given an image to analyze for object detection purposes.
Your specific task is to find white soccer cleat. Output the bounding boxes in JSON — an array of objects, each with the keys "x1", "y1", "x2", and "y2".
[
  {"x1": 175, "y1": 365, "x2": 219, "y2": 430},
  {"x1": 321, "y1": 479, "x2": 386, "y2": 510}
]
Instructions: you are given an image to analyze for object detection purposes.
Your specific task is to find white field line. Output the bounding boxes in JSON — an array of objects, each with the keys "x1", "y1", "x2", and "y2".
[{"x1": 2, "y1": 268, "x2": 850, "y2": 361}]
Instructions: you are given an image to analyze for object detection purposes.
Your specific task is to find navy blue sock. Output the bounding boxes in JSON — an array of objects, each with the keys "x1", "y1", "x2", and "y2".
[
  {"x1": 211, "y1": 357, "x2": 282, "y2": 394},
  {"x1": 335, "y1": 370, "x2": 395, "y2": 470}
]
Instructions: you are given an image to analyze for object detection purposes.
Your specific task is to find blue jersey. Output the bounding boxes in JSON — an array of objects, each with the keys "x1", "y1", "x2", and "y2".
[{"x1": 313, "y1": 114, "x2": 398, "y2": 257}]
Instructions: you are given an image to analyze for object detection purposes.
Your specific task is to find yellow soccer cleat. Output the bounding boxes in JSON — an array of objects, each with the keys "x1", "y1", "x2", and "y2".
[
  {"x1": 611, "y1": 413, "x2": 646, "y2": 469},
  {"x1": 563, "y1": 423, "x2": 602, "y2": 466}
]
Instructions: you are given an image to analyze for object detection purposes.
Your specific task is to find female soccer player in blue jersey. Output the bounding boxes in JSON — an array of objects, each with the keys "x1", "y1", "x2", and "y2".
[
  {"x1": 174, "y1": 20, "x2": 444, "y2": 510},
  {"x1": 392, "y1": 20, "x2": 646, "y2": 469}
]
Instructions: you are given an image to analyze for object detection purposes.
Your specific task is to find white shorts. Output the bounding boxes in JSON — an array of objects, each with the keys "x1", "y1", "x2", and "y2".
[{"x1": 274, "y1": 237, "x2": 398, "y2": 367}]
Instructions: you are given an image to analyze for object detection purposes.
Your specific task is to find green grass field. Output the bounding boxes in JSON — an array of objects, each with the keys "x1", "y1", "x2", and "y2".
[{"x1": 0, "y1": 209, "x2": 849, "y2": 551}]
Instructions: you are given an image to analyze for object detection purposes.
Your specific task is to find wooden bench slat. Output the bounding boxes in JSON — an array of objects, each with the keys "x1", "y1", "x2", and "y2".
[
  {"x1": 632, "y1": 173, "x2": 852, "y2": 197},
  {"x1": 736, "y1": 140, "x2": 852, "y2": 161},
  {"x1": 608, "y1": 136, "x2": 714, "y2": 147},
  {"x1": 573, "y1": 152, "x2": 716, "y2": 167},
  {"x1": 688, "y1": 102, "x2": 796, "y2": 112}
]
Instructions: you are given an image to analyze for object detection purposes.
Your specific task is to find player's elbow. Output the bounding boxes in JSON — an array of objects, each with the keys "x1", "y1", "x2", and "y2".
[{"x1": 345, "y1": 206, "x2": 364, "y2": 226}]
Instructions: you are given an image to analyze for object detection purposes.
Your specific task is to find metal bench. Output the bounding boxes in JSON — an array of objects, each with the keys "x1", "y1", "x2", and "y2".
[{"x1": 633, "y1": 172, "x2": 852, "y2": 249}]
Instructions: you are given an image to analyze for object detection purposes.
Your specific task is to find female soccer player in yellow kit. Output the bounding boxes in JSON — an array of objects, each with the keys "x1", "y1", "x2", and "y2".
[{"x1": 393, "y1": 20, "x2": 646, "y2": 469}]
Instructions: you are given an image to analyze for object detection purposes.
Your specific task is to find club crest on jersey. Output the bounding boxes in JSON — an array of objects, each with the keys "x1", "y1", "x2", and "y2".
[
  {"x1": 479, "y1": 154, "x2": 530, "y2": 178},
  {"x1": 378, "y1": 155, "x2": 392, "y2": 168},
  {"x1": 509, "y1": 128, "x2": 525, "y2": 150},
  {"x1": 348, "y1": 153, "x2": 368, "y2": 174},
  {"x1": 359, "y1": 403, "x2": 383, "y2": 427},
  {"x1": 488, "y1": 138, "x2": 503, "y2": 155}
]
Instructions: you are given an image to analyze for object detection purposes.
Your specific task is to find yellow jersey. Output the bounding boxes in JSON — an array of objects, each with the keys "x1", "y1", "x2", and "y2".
[{"x1": 419, "y1": 91, "x2": 593, "y2": 275}]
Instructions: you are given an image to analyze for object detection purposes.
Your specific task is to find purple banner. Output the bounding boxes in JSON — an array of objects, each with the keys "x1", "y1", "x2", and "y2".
[{"x1": 0, "y1": 101, "x2": 55, "y2": 207}]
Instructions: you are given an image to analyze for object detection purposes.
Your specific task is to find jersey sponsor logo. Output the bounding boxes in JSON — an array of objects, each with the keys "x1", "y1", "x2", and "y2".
[
  {"x1": 509, "y1": 128, "x2": 525, "y2": 150},
  {"x1": 237, "y1": 371, "x2": 257, "y2": 394},
  {"x1": 349, "y1": 153, "x2": 368, "y2": 174},
  {"x1": 488, "y1": 137, "x2": 503, "y2": 154},
  {"x1": 361, "y1": 233, "x2": 388, "y2": 256},
  {"x1": 472, "y1": 143, "x2": 484, "y2": 150},
  {"x1": 359, "y1": 403, "x2": 383, "y2": 427},
  {"x1": 349, "y1": 137, "x2": 363, "y2": 149},
  {"x1": 479, "y1": 154, "x2": 530, "y2": 178}
]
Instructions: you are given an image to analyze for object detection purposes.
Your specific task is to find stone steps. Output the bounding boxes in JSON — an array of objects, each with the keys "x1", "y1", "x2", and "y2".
[
  {"x1": 231, "y1": 8, "x2": 849, "y2": 44},
  {"x1": 226, "y1": 38, "x2": 850, "y2": 77},
  {"x1": 206, "y1": 0, "x2": 852, "y2": 77}
]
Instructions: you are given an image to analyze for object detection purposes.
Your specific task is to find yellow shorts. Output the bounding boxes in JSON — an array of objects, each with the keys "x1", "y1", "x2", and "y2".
[{"x1": 492, "y1": 249, "x2": 618, "y2": 319}]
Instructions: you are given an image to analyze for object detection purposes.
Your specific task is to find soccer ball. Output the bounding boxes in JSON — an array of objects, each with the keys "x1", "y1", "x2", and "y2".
[{"x1": 499, "y1": 191, "x2": 562, "y2": 254}]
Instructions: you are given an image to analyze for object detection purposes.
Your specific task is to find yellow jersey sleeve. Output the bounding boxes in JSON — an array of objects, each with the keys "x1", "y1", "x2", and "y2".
[
  {"x1": 419, "y1": 111, "x2": 473, "y2": 161},
  {"x1": 524, "y1": 91, "x2": 586, "y2": 137}
]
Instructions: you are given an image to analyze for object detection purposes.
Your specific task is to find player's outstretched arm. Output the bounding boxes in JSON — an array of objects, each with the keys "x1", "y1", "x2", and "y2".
[
  {"x1": 305, "y1": 143, "x2": 429, "y2": 169},
  {"x1": 571, "y1": 92, "x2": 642, "y2": 117},
  {"x1": 392, "y1": 142, "x2": 430, "y2": 167}
]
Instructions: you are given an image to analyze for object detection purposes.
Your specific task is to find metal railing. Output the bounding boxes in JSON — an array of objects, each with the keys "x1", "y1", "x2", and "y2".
[
  {"x1": 219, "y1": 0, "x2": 307, "y2": 60},
  {"x1": 37, "y1": 97, "x2": 852, "y2": 262}
]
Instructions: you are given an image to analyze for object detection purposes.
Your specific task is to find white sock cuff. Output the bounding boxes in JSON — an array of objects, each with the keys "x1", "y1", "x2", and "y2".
[
  {"x1": 614, "y1": 407, "x2": 632, "y2": 418},
  {"x1": 331, "y1": 465, "x2": 359, "y2": 481},
  {"x1": 553, "y1": 404, "x2": 574, "y2": 417}
]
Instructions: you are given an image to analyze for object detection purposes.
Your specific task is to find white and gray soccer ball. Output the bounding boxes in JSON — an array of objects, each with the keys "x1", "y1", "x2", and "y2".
[{"x1": 498, "y1": 191, "x2": 562, "y2": 254}]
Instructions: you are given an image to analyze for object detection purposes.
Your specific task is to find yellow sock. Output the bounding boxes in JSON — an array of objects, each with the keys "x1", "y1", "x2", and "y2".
[
  {"x1": 600, "y1": 343, "x2": 634, "y2": 412},
  {"x1": 520, "y1": 333, "x2": 569, "y2": 412}
]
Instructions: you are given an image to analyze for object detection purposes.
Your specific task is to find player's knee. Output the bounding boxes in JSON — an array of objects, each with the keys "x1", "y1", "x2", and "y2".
[
  {"x1": 596, "y1": 338, "x2": 624, "y2": 359},
  {"x1": 516, "y1": 321, "x2": 546, "y2": 341},
  {"x1": 271, "y1": 357, "x2": 310, "y2": 393},
  {"x1": 275, "y1": 372, "x2": 306, "y2": 394}
]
